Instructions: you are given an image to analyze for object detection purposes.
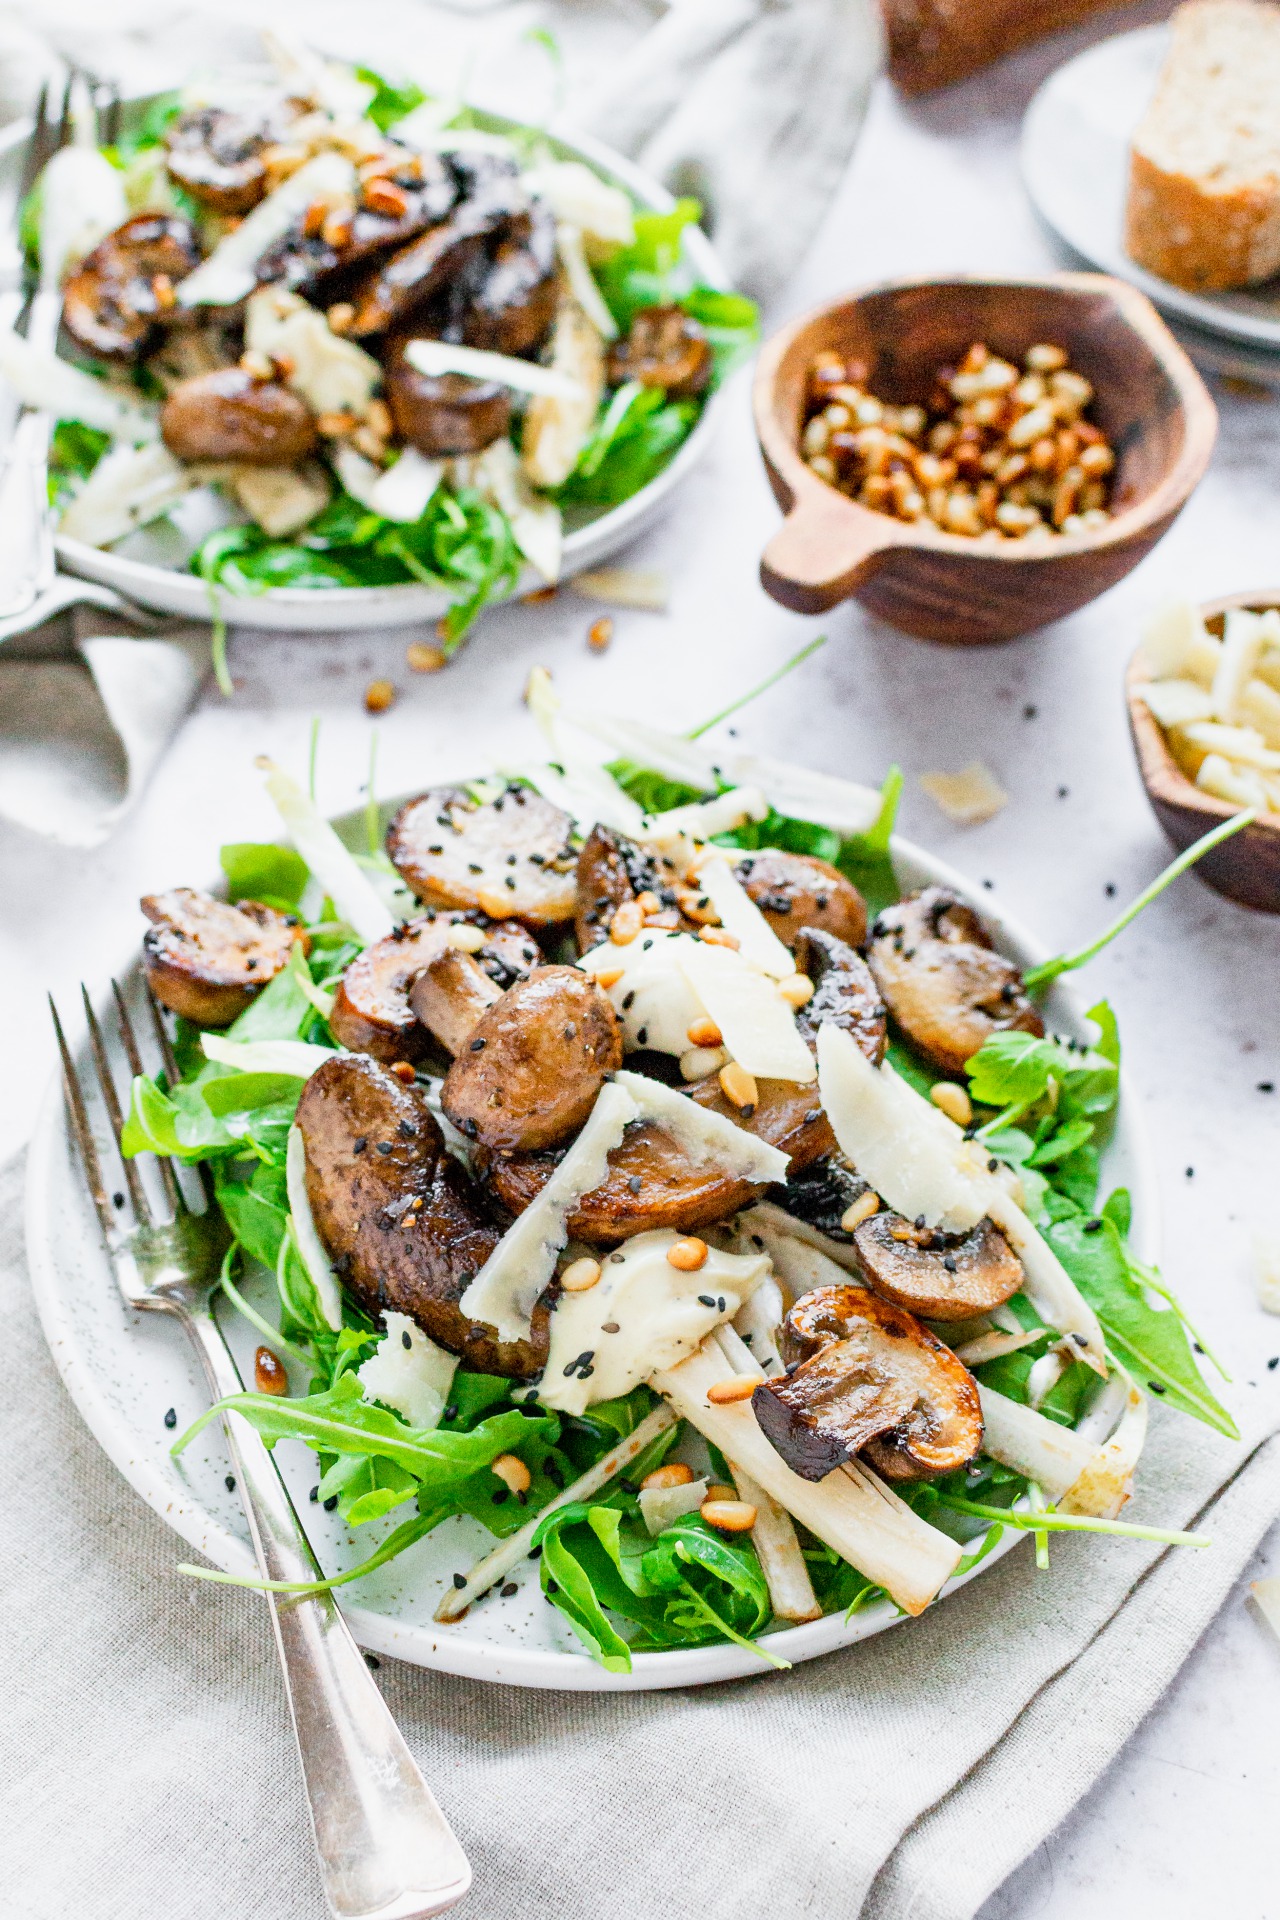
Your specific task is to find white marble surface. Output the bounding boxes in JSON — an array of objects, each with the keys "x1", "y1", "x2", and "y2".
[{"x1": 3, "y1": 6, "x2": 1280, "y2": 1914}]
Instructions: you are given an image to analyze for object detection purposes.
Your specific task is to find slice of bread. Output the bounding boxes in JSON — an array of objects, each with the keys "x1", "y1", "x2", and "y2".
[{"x1": 1127, "y1": 0, "x2": 1280, "y2": 292}]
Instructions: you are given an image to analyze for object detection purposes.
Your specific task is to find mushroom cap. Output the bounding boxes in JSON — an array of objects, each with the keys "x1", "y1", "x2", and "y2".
[
  {"x1": 62, "y1": 214, "x2": 201, "y2": 363},
  {"x1": 160, "y1": 367, "x2": 318, "y2": 467},
  {"x1": 853, "y1": 1210, "x2": 1024, "y2": 1321},
  {"x1": 164, "y1": 102, "x2": 290, "y2": 214},
  {"x1": 753, "y1": 1283, "x2": 983, "y2": 1482},
  {"x1": 734, "y1": 849, "x2": 867, "y2": 950},
  {"x1": 140, "y1": 887, "x2": 306, "y2": 1027},
  {"x1": 607, "y1": 304, "x2": 712, "y2": 398},
  {"x1": 329, "y1": 913, "x2": 539, "y2": 1063},
  {"x1": 574, "y1": 823, "x2": 694, "y2": 953},
  {"x1": 384, "y1": 341, "x2": 512, "y2": 456},
  {"x1": 387, "y1": 784, "x2": 578, "y2": 927},
  {"x1": 866, "y1": 886, "x2": 1043, "y2": 1076}
]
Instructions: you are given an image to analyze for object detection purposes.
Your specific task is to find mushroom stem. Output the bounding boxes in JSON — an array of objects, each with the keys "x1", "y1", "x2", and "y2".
[{"x1": 711, "y1": 1327, "x2": 821, "y2": 1624}]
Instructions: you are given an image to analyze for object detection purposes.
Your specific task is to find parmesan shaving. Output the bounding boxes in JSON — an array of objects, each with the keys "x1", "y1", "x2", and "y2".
[
  {"x1": 404, "y1": 337, "x2": 583, "y2": 400},
  {"x1": 1251, "y1": 1576, "x2": 1280, "y2": 1641},
  {"x1": 614, "y1": 1069, "x2": 790, "y2": 1184},
  {"x1": 569, "y1": 567, "x2": 669, "y2": 611},
  {"x1": 244, "y1": 286, "x2": 380, "y2": 419},
  {"x1": 1254, "y1": 1229, "x2": 1280, "y2": 1313},
  {"x1": 677, "y1": 939, "x2": 816, "y2": 1084},
  {"x1": 920, "y1": 761, "x2": 1008, "y2": 825},
  {"x1": 358, "y1": 1312, "x2": 457, "y2": 1431},
  {"x1": 459, "y1": 1080, "x2": 639, "y2": 1342},
  {"x1": 639, "y1": 1477, "x2": 708, "y2": 1535},
  {"x1": 230, "y1": 461, "x2": 330, "y2": 538},
  {"x1": 692, "y1": 853, "x2": 795, "y2": 978},
  {"x1": 178, "y1": 152, "x2": 356, "y2": 307},
  {"x1": 1212, "y1": 609, "x2": 1266, "y2": 723},
  {"x1": 1138, "y1": 680, "x2": 1215, "y2": 729},
  {"x1": 60, "y1": 442, "x2": 215, "y2": 546},
  {"x1": 521, "y1": 161, "x2": 635, "y2": 249},
  {"x1": 1140, "y1": 600, "x2": 1219, "y2": 683}
]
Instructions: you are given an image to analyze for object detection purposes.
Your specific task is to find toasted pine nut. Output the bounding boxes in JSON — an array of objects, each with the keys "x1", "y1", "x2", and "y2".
[
  {"x1": 635, "y1": 890, "x2": 662, "y2": 915},
  {"x1": 705, "y1": 1375, "x2": 764, "y2": 1405},
  {"x1": 777, "y1": 973, "x2": 814, "y2": 1008},
  {"x1": 686, "y1": 1016, "x2": 723, "y2": 1047},
  {"x1": 698, "y1": 925, "x2": 740, "y2": 949},
  {"x1": 151, "y1": 272, "x2": 176, "y2": 310},
  {"x1": 390, "y1": 1061, "x2": 417, "y2": 1085},
  {"x1": 446, "y1": 922, "x2": 487, "y2": 952},
  {"x1": 609, "y1": 899, "x2": 645, "y2": 945},
  {"x1": 1026, "y1": 343, "x2": 1068, "y2": 372},
  {"x1": 492, "y1": 1453, "x2": 532, "y2": 1495},
  {"x1": 363, "y1": 176, "x2": 410, "y2": 217},
  {"x1": 706, "y1": 1483, "x2": 739, "y2": 1503},
  {"x1": 700, "y1": 1498, "x2": 757, "y2": 1532},
  {"x1": 364, "y1": 679, "x2": 396, "y2": 714},
  {"x1": 321, "y1": 211, "x2": 353, "y2": 250},
  {"x1": 327, "y1": 302, "x2": 356, "y2": 334},
  {"x1": 719, "y1": 1062, "x2": 758, "y2": 1110},
  {"x1": 366, "y1": 399, "x2": 394, "y2": 439},
  {"x1": 840, "y1": 1192, "x2": 880, "y2": 1233},
  {"x1": 595, "y1": 967, "x2": 625, "y2": 989},
  {"x1": 317, "y1": 410, "x2": 356, "y2": 437},
  {"x1": 667, "y1": 1237, "x2": 709, "y2": 1272},
  {"x1": 254, "y1": 1346, "x2": 289, "y2": 1395},
  {"x1": 302, "y1": 199, "x2": 328, "y2": 238},
  {"x1": 560, "y1": 1257, "x2": 602, "y2": 1293},
  {"x1": 406, "y1": 642, "x2": 446, "y2": 673},
  {"x1": 239, "y1": 348, "x2": 274, "y2": 382},
  {"x1": 642, "y1": 1462, "x2": 694, "y2": 1490},
  {"x1": 680, "y1": 1045, "x2": 727, "y2": 1081},
  {"x1": 587, "y1": 617, "x2": 614, "y2": 653},
  {"x1": 930, "y1": 1081, "x2": 973, "y2": 1127}
]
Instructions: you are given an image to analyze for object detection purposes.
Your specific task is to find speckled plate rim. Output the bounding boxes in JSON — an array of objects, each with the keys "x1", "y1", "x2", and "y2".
[
  {"x1": 25, "y1": 821, "x2": 1159, "y2": 1690},
  {"x1": 0, "y1": 100, "x2": 730, "y2": 631}
]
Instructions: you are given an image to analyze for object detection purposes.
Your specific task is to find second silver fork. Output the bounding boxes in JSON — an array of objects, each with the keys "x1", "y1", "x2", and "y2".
[{"x1": 52, "y1": 980, "x2": 472, "y2": 1920}]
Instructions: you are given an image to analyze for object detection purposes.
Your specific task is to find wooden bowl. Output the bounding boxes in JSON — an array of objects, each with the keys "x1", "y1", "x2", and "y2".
[
  {"x1": 753, "y1": 272, "x2": 1217, "y2": 645},
  {"x1": 1127, "y1": 591, "x2": 1280, "y2": 913}
]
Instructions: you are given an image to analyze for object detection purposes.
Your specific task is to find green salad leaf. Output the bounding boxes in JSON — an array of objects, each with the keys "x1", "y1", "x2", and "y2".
[
  {"x1": 47, "y1": 420, "x2": 111, "y2": 505},
  {"x1": 220, "y1": 841, "x2": 309, "y2": 910},
  {"x1": 555, "y1": 384, "x2": 699, "y2": 508},
  {"x1": 353, "y1": 66, "x2": 428, "y2": 133}
]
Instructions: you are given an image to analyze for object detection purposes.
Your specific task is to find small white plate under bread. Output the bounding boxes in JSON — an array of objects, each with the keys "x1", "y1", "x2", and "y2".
[{"x1": 1022, "y1": 23, "x2": 1280, "y2": 349}]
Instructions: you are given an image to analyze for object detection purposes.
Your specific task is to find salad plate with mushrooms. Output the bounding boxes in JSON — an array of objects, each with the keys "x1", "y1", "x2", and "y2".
[
  {"x1": 0, "y1": 41, "x2": 753, "y2": 645},
  {"x1": 27, "y1": 691, "x2": 1235, "y2": 1689}
]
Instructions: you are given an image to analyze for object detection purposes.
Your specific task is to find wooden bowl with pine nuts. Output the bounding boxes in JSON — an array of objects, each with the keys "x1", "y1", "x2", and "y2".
[
  {"x1": 1127, "y1": 591, "x2": 1280, "y2": 913},
  {"x1": 753, "y1": 273, "x2": 1217, "y2": 645}
]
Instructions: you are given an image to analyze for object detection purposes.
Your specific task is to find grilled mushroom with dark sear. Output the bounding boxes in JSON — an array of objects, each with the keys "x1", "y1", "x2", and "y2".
[
  {"x1": 141, "y1": 887, "x2": 306, "y2": 1027},
  {"x1": 164, "y1": 102, "x2": 298, "y2": 215},
  {"x1": 770, "y1": 1150, "x2": 872, "y2": 1241},
  {"x1": 62, "y1": 215, "x2": 201, "y2": 362},
  {"x1": 734, "y1": 850, "x2": 867, "y2": 950},
  {"x1": 409, "y1": 948, "x2": 503, "y2": 1057},
  {"x1": 160, "y1": 366, "x2": 318, "y2": 466},
  {"x1": 459, "y1": 200, "x2": 559, "y2": 356},
  {"x1": 329, "y1": 914, "x2": 539, "y2": 1063},
  {"x1": 866, "y1": 886, "x2": 1043, "y2": 1076},
  {"x1": 752, "y1": 1284, "x2": 983, "y2": 1483},
  {"x1": 607, "y1": 305, "x2": 712, "y2": 398},
  {"x1": 296, "y1": 1054, "x2": 547, "y2": 1377},
  {"x1": 383, "y1": 336, "x2": 511, "y2": 456},
  {"x1": 573, "y1": 823, "x2": 692, "y2": 953},
  {"x1": 388, "y1": 784, "x2": 578, "y2": 926},
  {"x1": 442, "y1": 967, "x2": 623, "y2": 1153},
  {"x1": 853, "y1": 1210, "x2": 1024, "y2": 1321},
  {"x1": 347, "y1": 154, "x2": 531, "y2": 337}
]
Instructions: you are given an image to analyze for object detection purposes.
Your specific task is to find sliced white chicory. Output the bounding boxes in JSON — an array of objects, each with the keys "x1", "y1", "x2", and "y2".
[
  {"x1": 285, "y1": 1124, "x2": 344, "y2": 1330},
  {"x1": 179, "y1": 153, "x2": 356, "y2": 307},
  {"x1": 404, "y1": 338, "x2": 584, "y2": 400},
  {"x1": 258, "y1": 758, "x2": 394, "y2": 947},
  {"x1": 202, "y1": 1034, "x2": 337, "y2": 1078}
]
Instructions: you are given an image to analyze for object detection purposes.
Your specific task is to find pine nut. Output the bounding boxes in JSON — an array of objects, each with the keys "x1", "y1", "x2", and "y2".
[
  {"x1": 700, "y1": 1498, "x2": 757, "y2": 1532},
  {"x1": 406, "y1": 642, "x2": 445, "y2": 673},
  {"x1": 642, "y1": 1462, "x2": 694, "y2": 1490},
  {"x1": 777, "y1": 973, "x2": 814, "y2": 1008},
  {"x1": 254, "y1": 1346, "x2": 289, "y2": 1395},
  {"x1": 317, "y1": 410, "x2": 356, "y2": 437},
  {"x1": 390, "y1": 1062, "x2": 417, "y2": 1085},
  {"x1": 327, "y1": 302, "x2": 356, "y2": 334},
  {"x1": 595, "y1": 967, "x2": 625, "y2": 989},
  {"x1": 151, "y1": 272, "x2": 176, "y2": 310},
  {"x1": 706, "y1": 1484, "x2": 738, "y2": 1504},
  {"x1": 239, "y1": 348, "x2": 274, "y2": 382},
  {"x1": 363, "y1": 176, "x2": 410, "y2": 217},
  {"x1": 609, "y1": 900, "x2": 644, "y2": 945},
  {"x1": 1026, "y1": 343, "x2": 1068, "y2": 372},
  {"x1": 930, "y1": 1081, "x2": 973, "y2": 1127},
  {"x1": 560, "y1": 1257, "x2": 602, "y2": 1293},
  {"x1": 680, "y1": 1045, "x2": 727, "y2": 1081},
  {"x1": 840, "y1": 1192, "x2": 880, "y2": 1233},
  {"x1": 705, "y1": 1375, "x2": 764, "y2": 1404},
  {"x1": 446, "y1": 922, "x2": 487, "y2": 952},
  {"x1": 686, "y1": 1017, "x2": 723, "y2": 1047},
  {"x1": 698, "y1": 925, "x2": 740, "y2": 949},
  {"x1": 635, "y1": 890, "x2": 662, "y2": 915},
  {"x1": 667, "y1": 1237, "x2": 709, "y2": 1271},
  {"x1": 491, "y1": 1453, "x2": 532, "y2": 1495},
  {"x1": 719, "y1": 1062, "x2": 758, "y2": 1109},
  {"x1": 364, "y1": 679, "x2": 396, "y2": 714},
  {"x1": 587, "y1": 617, "x2": 614, "y2": 653}
]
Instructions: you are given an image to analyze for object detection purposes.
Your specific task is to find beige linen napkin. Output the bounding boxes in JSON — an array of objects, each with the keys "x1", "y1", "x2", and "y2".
[{"x1": 4, "y1": 1144, "x2": 1277, "y2": 1920}]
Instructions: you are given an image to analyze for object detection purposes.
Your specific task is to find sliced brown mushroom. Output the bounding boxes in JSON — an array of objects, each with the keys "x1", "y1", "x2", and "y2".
[
  {"x1": 383, "y1": 336, "x2": 511, "y2": 456},
  {"x1": 62, "y1": 215, "x2": 201, "y2": 363},
  {"x1": 343, "y1": 150, "x2": 459, "y2": 267},
  {"x1": 607, "y1": 305, "x2": 712, "y2": 398},
  {"x1": 409, "y1": 948, "x2": 504, "y2": 1057},
  {"x1": 442, "y1": 967, "x2": 623, "y2": 1153},
  {"x1": 141, "y1": 887, "x2": 306, "y2": 1027},
  {"x1": 769, "y1": 1151, "x2": 872, "y2": 1241},
  {"x1": 459, "y1": 201, "x2": 558, "y2": 357},
  {"x1": 347, "y1": 156, "x2": 529, "y2": 338},
  {"x1": 853, "y1": 1210, "x2": 1024, "y2": 1321},
  {"x1": 733, "y1": 850, "x2": 867, "y2": 950},
  {"x1": 328, "y1": 913, "x2": 539, "y2": 1063},
  {"x1": 752, "y1": 1284, "x2": 983, "y2": 1482},
  {"x1": 165, "y1": 102, "x2": 297, "y2": 215},
  {"x1": 160, "y1": 367, "x2": 318, "y2": 467},
  {"x1": 387, "y1": 784, "x2": 578, "y2": 927},
  {"x1": 866, "y1": 887, "x2": 1044, "y2": 1076},
  {"x1": 573, "y1": 822, "x2": 691, "y2": 952},
  {"x1": 296, "y1": 1052, "x2": 547, "y2": 1377}
]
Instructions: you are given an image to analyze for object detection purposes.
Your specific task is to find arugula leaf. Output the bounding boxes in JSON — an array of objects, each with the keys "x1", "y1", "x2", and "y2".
[
  {"x1": 534, "y1": 1506, "x2": 637, "y2": 1672},
  {"x1": 48, "y1": 419, "x2": 111, "y2": 505},
  {"x1": 556, "y1": 386, "x2": 698, "y2": 508},
  {"x1": 215, "y1": 1165, "x2": 290, "y2": 1271},
  {"x1": 353, "y1": 65, "x2": 428, "y2": 133},
  {"x1": 641, "y1": 1516, "x2": 771, "y2": 1641},
  {"x1": 220, "y1": 841, "x2": 309, "y2": 910}
]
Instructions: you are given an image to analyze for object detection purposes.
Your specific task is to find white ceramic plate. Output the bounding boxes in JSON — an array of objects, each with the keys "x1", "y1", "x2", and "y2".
[
  {"x1": 0, "y1": 100, "x2": 729, "y2": 630},
  {"x1": 1022, "y1": 25, "x2": 1280, "y2": 351},
  {"x1": 25, "y1": 818, "x2": 1158, "y2": 1690}
]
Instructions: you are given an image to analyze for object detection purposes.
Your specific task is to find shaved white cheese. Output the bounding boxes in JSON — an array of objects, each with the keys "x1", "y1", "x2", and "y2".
[
  {"x1": 0, "y1": 329, "x2": 156, "y2": 442},
  {"x1": 202, "y1": 1035, "x2": 337, "y2": 1078},
  {"x1": 580, "y1": 929, "x2": 706, "y2": 1055},
  {"x1": 286, "y1": 1125, "x2": 343, "y2": 1331},
  {"x1": 639, "y1": 1476, "x2": 708, "y2": 1535},
  {"x1": 39, "y1": 145, "x2": 127, "y2": 283},
  {"x1": 1060, "y1": 1379, "x2": 1146, "y2": 1519},
  {"x1": 244, "y1": 287, "x2": 381, "y2": 418},
  {"x1": 737, "y1": 1200, "x2": 862, "y2": 1278},
  {"x1": 405, "y1": 337, "x2": 582, "y2": 400},
  {"x1": 539, "y1": 1228, "x2": 769, "y2": 1415},
  {"x1": 638, "y1": 786, "x2": 770, "y2": 848},
  {"x1": 358, "y1": 1312, "x2": 457, "y2": 1431},
  {"x1": 178, "y1": 152, "x2": 356, "y2": 307},
  {"x1": 460, "y1": 1080, "x2": 638, "y2": 1342},
  {"x1": 1212, "y1": 609, "x2": 1266, "y2": 723},
  {"x1": 230, "y1": 461, "x2": 329, "y2": 538},
  {"x1": 331, "y1": 443, "x2": 382, "y2": 512},
  {"x1": 920, "y1": 762, "x2": 1008, "y2": 826},
  {"x1": 522, "y1": 161, "x2": 635, "y2": 249},
  {"x1": 615, "y1": 1068, "x2": 791, "y2": 1184},
  {"x1": 1138, "y1": 679, "x2": 1215, "y2": 729},
  {"x1": 1254, "y1": 1229, "x2": 1280, "y2": 1314},
  {"x1": 1140, "y1": 600, "x2": 1218, "y2": 682},
  {"x1": 678, "y1": 939, "x2": 815, "y2": 1084},
  {"x1": 1178, "y1": 720, "x2": 1280, "y2": 770},
  {"x1": 1252, "y1": 1576, "x2": 1280, "y2": 1642},
  {"x1": 60, "y1": 442, "x2": 215, "y2": 546},
  {"x1": 692, "y1": 852, "x2": 794, "y2": 978},
  {"x1": 521, "y1": 298, "x2": 607, "y2": 490},
  {"x1": 1239, "y1": 675, "x2": 1280, "y2": 749},
  {"x1": 745, "y1": 1215, "x2": 851, "y2": 1302},
  {"x1": 454, "y1": 437, "x2": 561, "y2": 582},
  {"x1": 371, "y1": 447, "x2": 443, "y2": 524},
  {"x1": 258, "y1": 758, "x2": 395, "y2": 947},
  {"x1": 1195, "y1": 753, "x2": 1266, "y2": 809},
  {"x1": 569, "y1": 566, "x2": 669, "y2": 611},
  {"x1": 555, "y1": 222, "x2": 619, "y2": 341}
]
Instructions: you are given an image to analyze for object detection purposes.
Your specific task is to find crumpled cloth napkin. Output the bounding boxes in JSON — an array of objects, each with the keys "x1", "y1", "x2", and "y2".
[
  {"x1": 3, "y1": 1142, "x2": 1277, "y2": 1920},
  {"x1": 0, "y1": 0, "x2": 883, "y2": 846}
]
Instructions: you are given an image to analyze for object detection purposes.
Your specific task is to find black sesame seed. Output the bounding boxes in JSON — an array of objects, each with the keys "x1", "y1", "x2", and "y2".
[
  {"x1": 982, "y1": 879, "x2": 994, "y2": 890},
  {"x1": 492, "y1": 1488, "x2": 509, "y2": 1505},
  {"x1": 987, "y1": 1159, "x2": 998, "y2": 1173},
  {"x1": 1083, "y1": 1218, "x2": 1103, "y2": 1234},
  {"x1": 628, "y1": 1175, "x2": 643, "y2": 1194},
  {"x1": 506, "y1": 853, "x2": 517, "y2": 866},
  {"x1": 310, "y1": 1486, "x2": 319, "y2": 1502},
  {"x1": 353, "y1": 1136, "x2": 367, "y2": 1154},
  {"x1": 224, "y1": 1475, "x2": 237, "y2": 1493},
  {"x1": 622, "y1": 991, "x2": 635, "y2": 1010},
  {"x1": 717, "y1": 1296, "x2": 726, "y2": 1312},
  {"x1": 1057, "y1": 786, "x2": 1069, "y2": 799},
  {"x1": 443, "y1": 1405, "x2": 457, "y2": 1421},
  {"x1": 453, "y1": 1572, "x2": 467, "y2": 1589},
  {"x1": 1259, "y1": 1082, "x2": 1275, "y2": 1094},
  {"x1": 1023, "y1": 704, "x2": 1037, "y2": 720},
  {"x1": 470, "y1": 1037, "x2": 486, "y2": 1051},
  {"x1": 943, "y1": 1256, "x2": 957, "y2": 1273},
  {"x1": 163, "y1": 1407, "x2": 177, "y2": 1429},
  {"x1": 915, "y1": 1214, "x2": 926, "y2": 1230},
  {"x1": 428, "y1": 843, "x2": 443, "y2": 854},
  {"x1": 1149, "y1": 1381, "x2": 1166, "y2": 1394},
  {"x1": 402, "y1": 1330, "x2": 412, "y2": 1349},
  {"x1": 1073, "y1": 1332, "x2": 1090, "y2": 1347},
  {"x1": 398, "y1": 1120, "x2": 417, "y2": 1138},
  {"x1": 376, "y1": 1141, "x2": 393, "y2": 1156},
  {"x1": 528, "y1": 1545, "x2": 542, "y2": 1561},
  {"x1": 563, "y1": 1361, "x2": 580, "y2": 1377},
  {"x1": 1105, "y1": 883, "x2": 1116, "y2": 898},
  {"x1": 636, "y1": 1026, "x2": 648, "y2": 1045},
  {"x1": 323, "y1": 1495, "x2": 338, "y2": 1511},
  {"x1": 785, "y1": 1361, "x2": 800, "y2": 1377},
  {"x1": 815, "y1": 894, "x2": 829, "y2": 910},
  {"x1": 546, "y1": 1580, "x2": 559, "y2": 1596},
  {"x1": 500, "y1": 1582, "x2": 518, "y2": 1598},
  {"x1": 1269, "y1": 1357, "x2": 1279, "y2": 1371},
  {"x1": 1186, "y1": 1167, "x2": 1195, "y2": 1178},
  {"x1": 698, "y1": 1294, "x2": 716, "y2": 1307},
  {"x1": 505, "y1": 876, "x2": 517, "y2": 889},
  {"x1": 113, "y1": 1191, "x2": 125, "y2": 1209}
]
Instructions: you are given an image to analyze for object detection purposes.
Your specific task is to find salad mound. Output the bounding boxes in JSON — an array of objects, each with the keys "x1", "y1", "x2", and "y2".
[
  {"x1": 120, "y1": 700, "x2": 1232, "y2": 1674},
  {"x1": 12, "y1": 42, "x2": 757, "y2": 649}
]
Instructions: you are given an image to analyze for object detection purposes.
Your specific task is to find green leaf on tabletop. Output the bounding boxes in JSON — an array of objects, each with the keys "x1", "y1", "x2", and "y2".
[
  {"x1": 353, "y1": 65, "x2": 428, "y2": 132},
  {"x1": 219, "y1": 841, "x2": 310, "y2": 909}
]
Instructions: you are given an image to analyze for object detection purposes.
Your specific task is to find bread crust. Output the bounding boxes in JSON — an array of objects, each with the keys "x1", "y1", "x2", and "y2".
[{"x1": 1127, "y1": 131, "x2": 1280, "y2": 293}]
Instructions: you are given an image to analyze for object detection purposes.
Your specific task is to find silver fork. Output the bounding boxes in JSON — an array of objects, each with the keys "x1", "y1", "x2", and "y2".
[{"x1": 51, "y1": 982, "x2": 472, "y2": 1920}]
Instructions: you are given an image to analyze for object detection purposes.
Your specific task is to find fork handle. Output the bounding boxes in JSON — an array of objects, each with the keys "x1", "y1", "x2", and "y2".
[{"x1": 181, "y1": 1302, "x2": 472, "y2": 1920}]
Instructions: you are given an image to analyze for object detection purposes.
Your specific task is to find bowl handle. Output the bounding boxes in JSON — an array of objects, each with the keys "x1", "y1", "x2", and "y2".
[{"x1": 760, "y1": 494, "x2": 901, "y2": 614}]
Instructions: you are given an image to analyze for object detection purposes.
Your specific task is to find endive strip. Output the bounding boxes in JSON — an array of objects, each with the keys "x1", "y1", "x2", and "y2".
[
  {"x1": 515, "y1": 667, "x2": 647, "y2": 835},
  {"x1": 257, "y1": 757, "x2": 395, "y2": 946},
  {"x1": 1059, "y1": 1378, "x2": 1147, "y2": 1520},
  {"x1": 712, "y1": 1325, "x2": 821, "y2": 1623},
  {"x1": 404, "y1": 337, "x2": 583, "y2": 400},
  {"x1": 652, "y1": 1337, "x2": 961, "y2": 1616},
  {"x1": 975, "y1": 1386, "x2": 1097, "y2": 1503},
  {"x1": 555, "y1": 223, "x2": 619, "y2": 341},
  {"x1": 816, "y1": 1025, "x2": 1107, "y2": 1374},
  {"x1": 179, "y1": 153, "x2": 356, "y2": 307},
  {"x1": 433, "y1": 1402, "x2": 677, "y2": 1622},
  {"x1": 201, "y1": 1034, "x2": 337, "y2": 1078},
  {"x1": 738, "y1": 1201, "x2": 861, "y2": 1279},
  {"x1": 0, "y1": 328, "x2": 157, "y2": 442},
  {"x1": 286, "y1": 1125, "x2": 343, "y2": 1330}
]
